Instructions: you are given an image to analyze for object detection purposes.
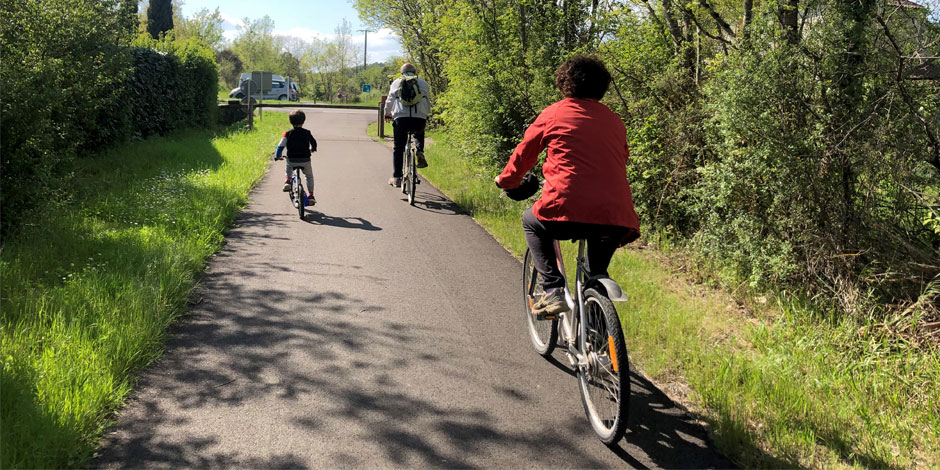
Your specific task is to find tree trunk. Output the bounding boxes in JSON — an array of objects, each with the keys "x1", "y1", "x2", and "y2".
[
  {"x1": 743, "y1": 0, "x2": 753, "y2": 42},
  {"x1": 779, "y1": 0, "x2": 799, "y2": 44}
]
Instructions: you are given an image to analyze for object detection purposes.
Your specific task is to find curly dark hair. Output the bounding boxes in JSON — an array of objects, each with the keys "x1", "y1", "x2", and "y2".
[
  {"x1": 554, "y1": 54, "x2": 611, "y2": 100},
  {"x1": 289, "y1": 109, "x2": 306, "y2": 126}
]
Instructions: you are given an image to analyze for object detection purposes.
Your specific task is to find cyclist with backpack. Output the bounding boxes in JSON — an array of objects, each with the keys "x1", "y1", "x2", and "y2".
[{"x1": 384, "y1": 63, "x2": 432, "y2": 187}]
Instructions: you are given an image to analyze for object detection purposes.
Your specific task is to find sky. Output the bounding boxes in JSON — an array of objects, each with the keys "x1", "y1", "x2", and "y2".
[{"x1": 175, "y1": 0, "x2": 403, "y2": 63}]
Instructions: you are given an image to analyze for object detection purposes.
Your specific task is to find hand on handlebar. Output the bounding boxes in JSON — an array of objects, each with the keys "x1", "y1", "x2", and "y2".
[{"x1": 497, "y1": 173, "x2": 542, "y2": 201}]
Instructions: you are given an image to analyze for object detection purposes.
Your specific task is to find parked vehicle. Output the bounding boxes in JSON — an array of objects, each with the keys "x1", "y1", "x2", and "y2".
[
  {"x1": 289, "y1": 82, "x2": 300, "y2": 102},
  {"x1": 229, "y1": 73, "x2": 295, "y2": 101}
]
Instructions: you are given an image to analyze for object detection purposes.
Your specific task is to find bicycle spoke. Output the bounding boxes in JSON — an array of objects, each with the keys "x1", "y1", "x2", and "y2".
[{"x1": 577, "y1": 288, "x2": 629, "y2": 443}]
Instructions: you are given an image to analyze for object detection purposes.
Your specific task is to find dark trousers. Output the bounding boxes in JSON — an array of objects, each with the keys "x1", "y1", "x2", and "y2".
[
  {"x1": 523, "y1": 208, "x2": 631, "y2": 290},
  {"x1": 392, "y1": 117, "x2": 427, "y2": 177}
]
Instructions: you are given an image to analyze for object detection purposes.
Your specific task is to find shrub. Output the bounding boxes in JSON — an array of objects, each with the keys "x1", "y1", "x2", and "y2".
[{"x1": 0, "y1": 1, "x2": 218, "y2": 236}]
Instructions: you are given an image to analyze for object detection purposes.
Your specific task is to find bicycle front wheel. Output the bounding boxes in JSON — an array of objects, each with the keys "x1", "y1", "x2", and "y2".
[
  {"x1": 523, "y1": 249, "x2": 558, "y2": 356},
  {"x1": 578, "y1": 287, "x2": 629, "y2": 445}
]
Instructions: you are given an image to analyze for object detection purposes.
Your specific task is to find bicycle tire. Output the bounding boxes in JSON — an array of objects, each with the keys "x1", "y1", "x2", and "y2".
[
  {"x1": 295, "y1": 169, "x2": 305, "y2": 219},
  {"x1": 404, "y1": 154, "x2": 412, "y2": 198},
  {"x1": 407, "y1": 147, "x2": 417, "y2": 205},
  {"x1": 288, "y1": 176, "x2": 299, "y2": 208},
  {"x1": 577, "y1": 287, "x2": 629, "y2": 445},
  {"x1": 401, "y1": 137, "x2": 411, "y2": 196},
  {"x1": 523, "y1": 249, "x2": 558, "y2": 356}
]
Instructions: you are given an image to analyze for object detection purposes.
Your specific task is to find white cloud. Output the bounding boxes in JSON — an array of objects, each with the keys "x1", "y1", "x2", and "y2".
[
  {"x1": 218, "y1": 12, "x2": 244, "y2": 42},
  {"x1": 212, "y1": 9, "x2": 403, "y2": 62},
  {"x1": 218, "y1": 12, "x2": 245, "y2": 31},
  {"x1": 273, "y1": 27, "x2": 402, "y2": 63},
  {"x1": 366, "y1": 28, "x2": 403, "y2": 62},
  {"x1": 275, "y1": 27, "x2": 331, "y2": 43}
]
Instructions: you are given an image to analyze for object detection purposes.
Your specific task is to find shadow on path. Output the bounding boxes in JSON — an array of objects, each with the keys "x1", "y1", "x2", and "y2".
[
  {"x1": 407, "y1": 191, "x2": 465, "y2": 216},
  {"x1": 543, "y1": 346, "x2": 741, "y2": 469},
  {"x1": 302, "y1": 211, "x2": 382, "y2": 231}
]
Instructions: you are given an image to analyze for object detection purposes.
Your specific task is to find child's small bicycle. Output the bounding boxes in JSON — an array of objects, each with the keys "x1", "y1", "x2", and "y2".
[
  {"x1": 276, "y1": 155, "x2": 313, "y2": 219},
  {"x1": 286, "y1": 165, "x2": 311, "y2": 219}
]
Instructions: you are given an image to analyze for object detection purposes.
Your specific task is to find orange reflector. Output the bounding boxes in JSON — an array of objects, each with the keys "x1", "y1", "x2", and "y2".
[
  {"x1": 608, "y1": 336, "x2": 619, "y2": 372},
  {"x1": 528, "y1": 297, "x2": 534, "y2": 309}
]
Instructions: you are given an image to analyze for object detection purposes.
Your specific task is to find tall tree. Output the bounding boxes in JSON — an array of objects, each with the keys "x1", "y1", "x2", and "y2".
[
  {"x1": 231, "y1": 15, "x2": 282, "y2": 72},
  {"x1": 175, "y1": 7, "x2": 225, "y2": 50},
  {"x1": 216, "y1": 49, "x2": 243, "y2": 88},
  {"x1": 147, "y1": 0, "x2": 173, "y2": 39}
]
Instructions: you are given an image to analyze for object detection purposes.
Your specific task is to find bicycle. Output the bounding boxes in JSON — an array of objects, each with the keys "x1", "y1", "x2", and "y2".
[
  {"x1": 515, "y1": 189, "x2": 631, "y2": 445},
  {"x1": 275, "y1": 155, "x2": 312, "y2": 219},
  {"x1": 400, "y1": 130, "x2": 419, "y2": 206}
]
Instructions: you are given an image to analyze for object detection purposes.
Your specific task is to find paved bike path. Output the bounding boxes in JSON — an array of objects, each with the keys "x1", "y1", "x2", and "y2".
[{"x1": 93, "y1": 108, "x2": 734, "y2": 469}]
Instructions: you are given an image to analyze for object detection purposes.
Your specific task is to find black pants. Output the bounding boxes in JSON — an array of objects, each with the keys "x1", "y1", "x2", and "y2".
[
  {"x1": 523, "y1": 208, "x2": 631, "y2": 290},
  {"x1": 392, "y1": 117, "x2": 426, "y2": 178}
]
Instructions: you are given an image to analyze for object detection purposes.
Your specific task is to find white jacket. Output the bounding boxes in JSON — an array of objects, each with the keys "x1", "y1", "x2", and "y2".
[{"x1": 385, "y1": 75, "x2": 432, "y2": 120}]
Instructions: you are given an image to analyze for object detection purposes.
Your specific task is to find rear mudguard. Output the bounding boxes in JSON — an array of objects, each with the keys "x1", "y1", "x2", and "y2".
[{"x1": 585, "y1": 276, "x2": 628, "y2": 302}]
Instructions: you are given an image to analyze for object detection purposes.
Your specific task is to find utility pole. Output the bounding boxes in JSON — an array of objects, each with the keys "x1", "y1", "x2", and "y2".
[{"x1": 357, "y1": 29, "x2": 371, "y2": 72}]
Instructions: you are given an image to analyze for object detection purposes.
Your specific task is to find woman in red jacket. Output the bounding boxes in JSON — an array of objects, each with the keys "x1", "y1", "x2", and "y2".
[{"x1": 495, "y1": 55, "x2": 640, "y2": 317}]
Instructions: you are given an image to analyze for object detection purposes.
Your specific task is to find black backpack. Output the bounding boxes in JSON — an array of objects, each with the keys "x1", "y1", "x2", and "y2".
[{"x1": 399, "y1": 75, "x2": 423, "y2": 107}]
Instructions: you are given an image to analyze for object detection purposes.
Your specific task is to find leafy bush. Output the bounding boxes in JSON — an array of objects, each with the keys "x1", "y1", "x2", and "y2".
[
  {"x1": 0, "y1": 1, "x2": 218, "y2": 236},
  {"x1": 128, "y1": 35, "x2": 219, "y2": 138},
  {"x1": 0, "y1": 0, "x2": 136, "y2": 235},
  {"x1": 360, "y1": 0, "x2": 940, "y2": 318}
]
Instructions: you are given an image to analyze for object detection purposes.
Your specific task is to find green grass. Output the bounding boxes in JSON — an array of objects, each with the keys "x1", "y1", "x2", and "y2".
[
  {"x1": 412, "y1": 128, "x2": 940, "y2": 469},
  {"x1": 0, "y1": 112, "x2": 286, "y2": 469},
  {"x1": 305, "y1": 99, "x2": 378, "y2": 107}
]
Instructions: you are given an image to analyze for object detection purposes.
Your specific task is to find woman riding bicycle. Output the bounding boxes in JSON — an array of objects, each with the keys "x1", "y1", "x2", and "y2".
[{"x1": 495, "y1": 54, "x2": 640, "y2": 318}]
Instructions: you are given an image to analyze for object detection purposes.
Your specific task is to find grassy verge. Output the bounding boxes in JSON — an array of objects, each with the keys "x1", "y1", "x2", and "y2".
[
  {"x1": 0, "y1": 112, "x2": 285, "y2": 469},
  {"x1": 410, "y1": 128, "x2": 940, "y2": 469}
]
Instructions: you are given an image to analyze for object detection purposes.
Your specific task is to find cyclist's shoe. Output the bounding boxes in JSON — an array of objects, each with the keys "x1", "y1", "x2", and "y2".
[
  {"x1": 282, "y1": 182, "x2": 291, "y2": 192},
  {"x1": 416, "y1": 150, "x2": 428, "y2": 168},
  {"x1": 388, "y1": 177, "x2": 402, "y2": 187},
  {"x1": 307, "y1": 193, "x2": 316, "y2": 206},
  {"x1": 532, "y1": 289, "x2": 569, "y2": 319}
]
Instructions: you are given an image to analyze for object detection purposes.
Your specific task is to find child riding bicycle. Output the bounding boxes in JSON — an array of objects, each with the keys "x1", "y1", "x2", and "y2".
[
  {"x1": 275, "y1": 110, "x2": 318, "y2": 205},
  {"x1": 496, "y1": 55, "x2": 640, "y2": 318}
]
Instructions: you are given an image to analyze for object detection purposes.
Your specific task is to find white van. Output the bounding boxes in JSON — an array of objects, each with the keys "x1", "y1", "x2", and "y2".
[{"x1": 229, "y1": 73, "x2": 294, "y2": 101}]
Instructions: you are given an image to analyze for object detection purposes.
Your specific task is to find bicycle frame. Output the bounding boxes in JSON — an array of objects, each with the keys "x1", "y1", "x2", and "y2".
[
  {"x1": 552, "y1": 240, "x2": 587, "y2": 369},
  {"x1": 550, "y1": 240, "x2": 628, "y2": 370}
]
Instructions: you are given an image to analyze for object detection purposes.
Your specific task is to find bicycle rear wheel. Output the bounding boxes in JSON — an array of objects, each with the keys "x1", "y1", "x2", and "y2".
[
  {"x1": 401, "y1": 151, "x2": 411, "y2": 196},
  {"x1": 577, "y1": 287, "x2": 629, "y2": 444},
  {"x1": 407, "y1": 147, "x2": 417, "y2": 206},
  {"x1": 288, "y1": 176, "x2": 299, "y2": 208},
  {"x1": 523, "y1": 249, "x2": 558, "y2": 356},
  {"x1": 294, "y1": 169, "x2": 305, "y2": 219}
]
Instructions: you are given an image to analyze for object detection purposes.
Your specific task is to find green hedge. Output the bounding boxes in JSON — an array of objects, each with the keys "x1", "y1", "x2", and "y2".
[
  {"x1": 128, "y1": 36, "x2": 218, "y2": 138},
  {"x1": 0, "y1": 0, "x2": 218, "y2": 236}
]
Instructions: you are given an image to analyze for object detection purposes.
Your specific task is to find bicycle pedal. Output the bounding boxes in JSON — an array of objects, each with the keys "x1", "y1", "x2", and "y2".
[{"x1": 532, "y1": 312, "x2": 557, "y2": 321}]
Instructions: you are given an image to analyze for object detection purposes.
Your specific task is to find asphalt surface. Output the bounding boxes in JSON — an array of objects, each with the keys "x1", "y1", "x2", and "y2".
[{"x1": 93, "y1": 108, "x2": 735, "y2": 469}]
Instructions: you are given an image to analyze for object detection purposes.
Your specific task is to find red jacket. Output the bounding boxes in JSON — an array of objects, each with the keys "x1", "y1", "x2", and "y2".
[{"x1": 497, "y1": 98, "x2": 640, "y2": 231}]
